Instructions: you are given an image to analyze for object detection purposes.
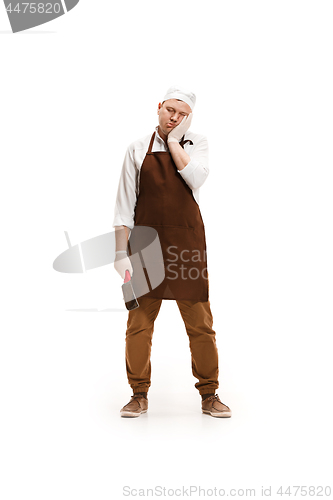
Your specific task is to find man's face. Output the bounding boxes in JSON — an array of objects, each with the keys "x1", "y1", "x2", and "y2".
[{"x1": 157, "y1": 99, "x2": 192, "y2": 137}]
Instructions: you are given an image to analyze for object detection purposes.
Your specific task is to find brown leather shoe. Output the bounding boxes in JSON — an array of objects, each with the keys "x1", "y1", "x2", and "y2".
[
  {"x1": 202, "y1": 394, "x2": 232, "y2": 418},
  {"x1": 120, "y1": 394, "x2": 148, "y2": 418}
]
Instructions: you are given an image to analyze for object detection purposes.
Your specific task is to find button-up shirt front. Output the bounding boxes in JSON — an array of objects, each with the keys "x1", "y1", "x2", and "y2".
[{"x1": 113, "y1": 126, "x2": 209, "y2": 229}]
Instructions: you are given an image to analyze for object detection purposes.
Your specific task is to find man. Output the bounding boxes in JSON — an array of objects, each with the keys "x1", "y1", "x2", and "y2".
[{"x1": 113, "y1": 86, "x2": 231, "y2": 418}]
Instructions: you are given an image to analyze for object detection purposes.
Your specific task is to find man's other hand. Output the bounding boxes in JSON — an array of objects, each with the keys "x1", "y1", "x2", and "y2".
[{"x1": 114, "y1": 252, "x2": 133, "y2": 280}]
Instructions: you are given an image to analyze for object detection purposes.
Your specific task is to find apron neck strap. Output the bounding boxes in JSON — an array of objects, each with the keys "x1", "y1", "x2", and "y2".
[
  {"x1": 148, "y1": 132, "x2": 156, "y2": 153},
  {"x1": 179, "y1": 136, "x2": 194, "y2": 148}
]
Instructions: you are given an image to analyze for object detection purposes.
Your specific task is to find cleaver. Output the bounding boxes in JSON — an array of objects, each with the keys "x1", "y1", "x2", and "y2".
[{"x1": 122, "y1": 270, "x2": 139, "y2": 311}]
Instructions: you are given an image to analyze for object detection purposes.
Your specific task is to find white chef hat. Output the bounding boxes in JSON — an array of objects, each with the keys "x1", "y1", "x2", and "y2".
[{"x1": 162, "y1": 85, "x2": 196, "y2": 111}]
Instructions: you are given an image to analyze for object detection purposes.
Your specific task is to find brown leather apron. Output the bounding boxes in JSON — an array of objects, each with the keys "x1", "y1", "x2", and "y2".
[{"x1": 127, "y1": 131, "x2": 209, "y2": 302}]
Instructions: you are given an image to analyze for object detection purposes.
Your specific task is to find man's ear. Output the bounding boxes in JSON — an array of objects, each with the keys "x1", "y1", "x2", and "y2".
[{"x1": 157, "y1": 102, "x2": 162, "y2": 114}]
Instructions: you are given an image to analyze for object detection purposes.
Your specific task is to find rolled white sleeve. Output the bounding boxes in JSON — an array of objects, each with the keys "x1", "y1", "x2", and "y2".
[
  {"x1": 177, "y1": 135, "x2": 209, "y2": 190},
  {"x1": 112, "y1": 145, "x2": 137, "y2": 229}
]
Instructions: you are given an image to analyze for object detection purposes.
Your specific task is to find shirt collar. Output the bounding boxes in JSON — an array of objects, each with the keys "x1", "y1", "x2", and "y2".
[{"x1": 154, "y1": 126, "x2": 165, "y2": 143}]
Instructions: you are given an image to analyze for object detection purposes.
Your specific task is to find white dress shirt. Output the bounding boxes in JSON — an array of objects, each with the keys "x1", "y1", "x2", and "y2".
[{"x1": 112, "y1": 126, "x2": 209, "y2": 229}]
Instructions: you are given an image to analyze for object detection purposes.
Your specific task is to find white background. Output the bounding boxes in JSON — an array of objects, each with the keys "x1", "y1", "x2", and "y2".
[{"x1": 1, "y1": 1, "x2": 332, "y2": 498}]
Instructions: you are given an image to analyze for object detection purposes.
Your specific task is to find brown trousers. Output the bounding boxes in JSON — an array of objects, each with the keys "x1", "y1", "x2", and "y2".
[{"x1": 125, "y1": 296, "x2": 219, "y2": 396}]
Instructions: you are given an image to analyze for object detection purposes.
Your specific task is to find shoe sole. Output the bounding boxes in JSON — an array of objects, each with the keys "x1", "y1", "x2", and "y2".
[
  {"x1": 202, "y1": 409, "x2": 232, "y2": 418},
  {"x1": 120, "y1": 409, "x2": 148, "y2": 418}
]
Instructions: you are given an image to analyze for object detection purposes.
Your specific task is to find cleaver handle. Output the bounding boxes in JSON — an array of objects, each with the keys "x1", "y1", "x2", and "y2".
[{"x1": 124, "y1": 269, "x2": 131, "y2": 283}]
